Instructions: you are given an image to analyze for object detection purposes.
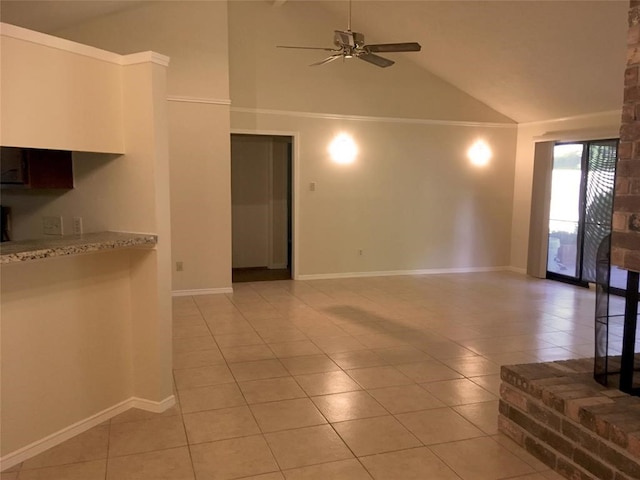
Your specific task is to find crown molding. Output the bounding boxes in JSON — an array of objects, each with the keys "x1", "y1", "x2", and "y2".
[
  {"x1": 122, "y1": 51, "x2": 170, "y2": 67},
  {"x1": 231, "y1": 106, "x2": 516, "y2": 129},
  {"x1": 1, "y1": 22, "x2": 168, "y2": 67},
  {"x1": 167, "y1": 96, "x2": 232, "y2": 106},
  {"x1": 519, "y1": 110, "x2": 621, "y2": 127}
]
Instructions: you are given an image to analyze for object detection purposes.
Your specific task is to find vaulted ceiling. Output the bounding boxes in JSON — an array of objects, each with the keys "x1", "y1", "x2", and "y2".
[{"x1": 0, "y1": 0, "x2": 629, "y2": 123}]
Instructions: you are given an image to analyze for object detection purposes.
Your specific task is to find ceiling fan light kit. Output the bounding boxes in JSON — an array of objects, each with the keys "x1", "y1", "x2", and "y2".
[{"x1": 277, "y1": 1, "x2": 421, "y2": 68}]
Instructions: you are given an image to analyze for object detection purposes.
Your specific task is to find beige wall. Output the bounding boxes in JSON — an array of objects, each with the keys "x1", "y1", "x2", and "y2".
[
  {"x1": 122, "y1": 60, "x2": 173, "y2": 403},
  {"x1": 4, "y1": 150, "x2": 154, "y2": 240},
  {"x1": 0, "y1": 1, "x2": 626, "y2": 289},
  {"x1": 48, "y1": 0, "x2": 520, "y2": 284},
  {"x1": 168, "y1": 101, "x2": 231, "y2": 290},
  {"x1": 510, "y1": 110, "x2": 622, "y2": 271},
  {"x1": 229, "y1": 1, "x2": 518, "y2": 277},
  {"x1": 53, "y1": 2, "x2": 228, "y2": 99},
  {"x1": 229, "y1": 1, "x2": 513, "y2": 124},
  {"x1": 0, "y1": 27, "x2": 124, "y2": 153},
  {"x1": 232, "y1": 111, "x2": 517, "y2": 276},
  {"x1": 1, "y1": 252, "x2": 134, "y2": 455},
  {"x1": 0, "y1": 27, "x2": 173, "y2": 462},
  {"x1": 55, "y1": 1, "x2": 232, "y2": 293}
]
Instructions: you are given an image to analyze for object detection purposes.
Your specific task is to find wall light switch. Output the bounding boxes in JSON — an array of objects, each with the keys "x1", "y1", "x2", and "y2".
[
  {"x1": 43, "y1": 216, "x2": 63, "y2": 236},
  {"x1": 310, "y1": 182, "x2": 316, "y2": 192}
]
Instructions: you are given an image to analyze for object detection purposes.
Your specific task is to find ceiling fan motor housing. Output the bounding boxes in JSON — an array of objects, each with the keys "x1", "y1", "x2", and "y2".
[{"x1": 334, "y1": 30, "x2": 365, "y2": 49}]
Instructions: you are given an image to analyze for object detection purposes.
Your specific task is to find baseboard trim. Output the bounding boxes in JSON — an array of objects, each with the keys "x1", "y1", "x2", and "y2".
[
  {"x1": 129, "y1": 395, "x2": 176, "y2": 413},
  {"x1": 0, "y1": 395, "x2": 175, "y2": 471},
  {"x1": 506, "y1": 266, "x2": 527, "y2": 275},
  {"x1": 172, "y1": 287, "x2": 233, "y2": 297},
  {"x1": 296, "y1": 266, "x2": 511, "y2": 280}
]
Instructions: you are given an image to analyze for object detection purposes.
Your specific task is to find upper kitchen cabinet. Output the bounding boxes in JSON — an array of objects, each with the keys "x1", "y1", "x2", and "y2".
[
  {"x1": 0, "y1": 24, "x2": 125, "y2": 153},
  {"x1": 1, "y1": 147, "x2": 73, "y2": 189}
]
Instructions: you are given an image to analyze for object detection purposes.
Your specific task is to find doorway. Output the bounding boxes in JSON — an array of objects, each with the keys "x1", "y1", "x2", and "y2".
[
  {"x1": 546, "y1": 139, "x2": 618, "y2": 286},
  {"x1": 230, "y1": 134, "x2": 293, "y2": 283}
]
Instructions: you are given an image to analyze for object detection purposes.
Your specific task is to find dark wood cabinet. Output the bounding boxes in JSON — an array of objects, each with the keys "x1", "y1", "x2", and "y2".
[{"x1": 1, "y1": 147, "x2": 73, "y2": 189}]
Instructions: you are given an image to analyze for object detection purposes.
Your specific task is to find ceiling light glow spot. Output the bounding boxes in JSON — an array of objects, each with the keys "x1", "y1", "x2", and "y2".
[
  {"x1": 467, "y1": 140, "x2": 492, "y2": 167},
  {"x1": 329, "y1": 133, "x2": 358, "y2": 164}
]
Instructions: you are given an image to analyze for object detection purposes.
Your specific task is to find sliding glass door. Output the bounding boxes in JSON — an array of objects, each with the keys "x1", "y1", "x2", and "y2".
[{"x1": 547, "y1": 139, "x2": 618, "y2": 285}]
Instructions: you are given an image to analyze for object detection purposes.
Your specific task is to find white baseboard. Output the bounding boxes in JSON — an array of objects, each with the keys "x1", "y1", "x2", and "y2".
[
  {"x1": 172, "y1": 287, "x2": 233, "y2": 297},
  {"x1": 0, "y1": 394, "x2": 175, "y2": 471},
  {"x1": 505, "y1": 266, "x2": 527, "y2": 275},
  {"x1": 296, "y1": 266, "x2": 511, "y2": 281},
  {"x1": 129, "y1": 395, "x2": 176, "y2": 413}
]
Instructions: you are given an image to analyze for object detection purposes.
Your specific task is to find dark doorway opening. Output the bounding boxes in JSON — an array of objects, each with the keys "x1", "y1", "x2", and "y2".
[{"x1": 230, "y1": 134, "x2": 293, "y2": 283}]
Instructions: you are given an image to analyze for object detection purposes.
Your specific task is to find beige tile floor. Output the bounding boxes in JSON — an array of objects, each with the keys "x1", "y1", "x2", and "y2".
[{"x1": 4, "y1": 271, "x2": 603, "y2": 480}]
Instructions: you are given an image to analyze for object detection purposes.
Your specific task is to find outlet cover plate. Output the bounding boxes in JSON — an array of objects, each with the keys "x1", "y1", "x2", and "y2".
[
  {"x1": 43, "y1": 216, "x2": 63, "y2": 235},
  {"x1": 72, "y1": 217, "x2": 83, "y2": 235}
]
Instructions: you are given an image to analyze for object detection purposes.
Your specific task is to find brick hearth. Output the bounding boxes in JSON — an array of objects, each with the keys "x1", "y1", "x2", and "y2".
[{"x1": 499, "y1": 359, "x2": 640, "y2": 480}]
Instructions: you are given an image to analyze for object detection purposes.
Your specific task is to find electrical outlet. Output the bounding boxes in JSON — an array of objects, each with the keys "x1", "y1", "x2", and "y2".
[
  {"x1": 72, "y1": 217, "x2": 83, "y2": 235},
  {"x1": 358, "y1": 249, "x2": 363, "y2": 256},
  {"x1": 43, "y1": 216, "x2": 63, "y2": 236},
  {"x1": 176, "y1": 261, "x2": 183, "y2": 272}
]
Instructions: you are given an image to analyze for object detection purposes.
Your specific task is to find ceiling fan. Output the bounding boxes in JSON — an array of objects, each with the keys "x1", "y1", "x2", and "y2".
[{"x1": 277, "y1": 1, "x2": 421, "y2": 68}]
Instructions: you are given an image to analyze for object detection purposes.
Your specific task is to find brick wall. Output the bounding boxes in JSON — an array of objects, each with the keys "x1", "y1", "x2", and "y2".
[
  {"x1": 499, "y1": 360, "x2": 640, "y2": 480},
  {"x1": 613, "y1": 0, "x2": 640, "y2": 273}
]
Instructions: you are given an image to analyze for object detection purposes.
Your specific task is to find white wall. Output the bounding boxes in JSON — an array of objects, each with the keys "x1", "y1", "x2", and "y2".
[
  {"x1": 229, "y1": 1, "x2": 518, "y2": 278},
  {"x1": 53, "y1": 1, "x2": 232, "y2": 293},
  {"x1": 49, "y1": 0, "x2": 518, "y2": 286},
  {"x1": 510, "y1": 110, "x2": 622, "y2": 271},
  {"x1": 0, "y1": 27, "x2": 173, "y2": 463},
  {"x1": 232, "y1": 111, "x2": 517, "y2": 277},
  {"x1": 229, "y1": 1, "x2": 514, "y2": 124},
  {"x1": 0, "y1": 25, "x2": 124, "y2": 153},
  {"x1": 1, "y1": 251, "x2": 133, "y2": 455},
  {"x1": 3, "y1": 152, "x2": 143, "y2": 240}
]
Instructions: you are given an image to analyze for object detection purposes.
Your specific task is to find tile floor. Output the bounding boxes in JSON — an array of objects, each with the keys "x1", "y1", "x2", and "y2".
[{"x1": 3, "y1": 271, "x2": 603, "y2": 480}]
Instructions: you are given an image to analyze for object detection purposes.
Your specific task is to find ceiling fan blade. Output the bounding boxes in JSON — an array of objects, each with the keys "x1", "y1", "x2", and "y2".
[
  {"x1": 310, "y1": 55, "x2": 342, "y2": 66},
  {"x1": 277, "y1": 45, "x2": 339, "y2": 52},
  {"x1": 365, "y1": 42, "x2": 422, "y2": 53},
  {"x1": 358, "y1": 52, "x2": 394, "y2": 68}
]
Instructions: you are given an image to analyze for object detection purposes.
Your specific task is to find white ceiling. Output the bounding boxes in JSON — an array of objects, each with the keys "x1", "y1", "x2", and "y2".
[{"x1": 0, "y1": 0, "x2": 629, "y2": 123}]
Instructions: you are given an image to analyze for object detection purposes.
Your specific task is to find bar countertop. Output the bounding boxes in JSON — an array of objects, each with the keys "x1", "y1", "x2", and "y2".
[{"x1": 0, "y1": 231, "x2": 157, "y2": 264}]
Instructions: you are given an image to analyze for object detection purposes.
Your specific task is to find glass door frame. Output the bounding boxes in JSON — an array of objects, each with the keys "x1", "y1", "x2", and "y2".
[{"x1": 546, "y1": 138, "x2": 619, "y2": 288}]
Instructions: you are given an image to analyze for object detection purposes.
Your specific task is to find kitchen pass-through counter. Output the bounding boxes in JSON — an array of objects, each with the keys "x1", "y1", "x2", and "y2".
[{"x1": 0, "y1": 231, "x2": 157, "y2": 263}]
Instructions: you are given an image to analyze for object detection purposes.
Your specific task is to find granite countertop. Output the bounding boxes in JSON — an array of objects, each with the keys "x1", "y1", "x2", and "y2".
[{"x1": 0, "y1": 231, "x2": 158, "y2": 264}]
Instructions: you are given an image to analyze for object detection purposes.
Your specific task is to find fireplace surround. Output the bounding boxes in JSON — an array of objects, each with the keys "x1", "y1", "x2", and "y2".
[{"x1": 499, "y1": 359, "x2": 640, "y2": 480}]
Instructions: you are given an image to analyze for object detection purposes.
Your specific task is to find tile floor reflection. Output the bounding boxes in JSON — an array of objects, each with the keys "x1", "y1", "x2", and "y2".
[{"x1": 4, "y1": 272, "x2": 591, "y2": 479}]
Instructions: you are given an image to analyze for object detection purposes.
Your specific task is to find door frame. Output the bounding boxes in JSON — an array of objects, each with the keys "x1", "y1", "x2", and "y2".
[
  {"x1": 527, "y1": 127, "x2": 620, "y2": 279},
  {"x1": 230, "y1": 129, "x2": 300, "y2": 279},
  {"x1": 545, "y1": 138, "x2": 618, "y2": 287}
]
